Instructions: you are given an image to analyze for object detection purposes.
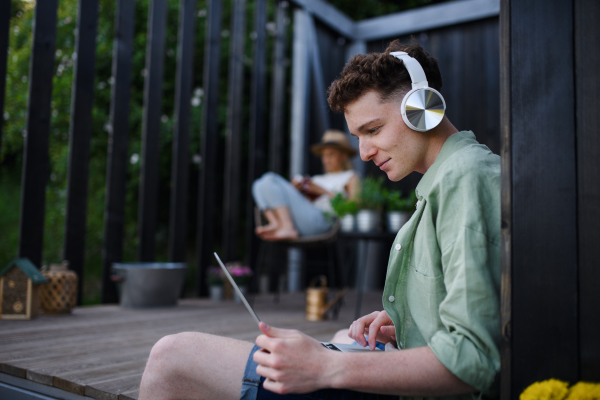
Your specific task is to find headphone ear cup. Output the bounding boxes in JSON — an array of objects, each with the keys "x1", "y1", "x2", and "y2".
[{"x1": 401, "y1": 88, "x2": 446, "y2": 132}]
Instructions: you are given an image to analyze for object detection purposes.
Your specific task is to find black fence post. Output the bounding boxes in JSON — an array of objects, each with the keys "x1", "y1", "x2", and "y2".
[
  {"x1": 168, "y1": 0, "x2": 196, "y2": 263},
  {"x1": 222, "y1": 0, "x2": 247, "y2": 262},
  {"x1": 18, "y1": 0, "x2": 59, "y2": 268},
  {"x1": 196, "y1": 0, "x2": 222, "y2": 297},
  {"x1": 63, "y1": 0, "x2": 100, "y2": 305},
  {"x1": 137, "y1": 0, "x2": 168, "y2": 262},
  {"x1": 0, "y1": 0, "x2": 10, "y2": 154},
  {"x1": 101, "y1": 0, "x2": 135, "y2": 303},
  {"x1": 245, "y1": 0, "x2": 267, "y2": 274}
]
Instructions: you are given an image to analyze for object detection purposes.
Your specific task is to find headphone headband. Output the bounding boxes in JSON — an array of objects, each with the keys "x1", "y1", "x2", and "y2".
[{"x1": 389, "y1": 51, "x2": 428, "y2": 89}]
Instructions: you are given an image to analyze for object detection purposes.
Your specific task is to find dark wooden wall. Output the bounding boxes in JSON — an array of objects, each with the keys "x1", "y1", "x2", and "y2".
[{"x1": 501, "y1": 0, "x2": 600, "y2": 397}]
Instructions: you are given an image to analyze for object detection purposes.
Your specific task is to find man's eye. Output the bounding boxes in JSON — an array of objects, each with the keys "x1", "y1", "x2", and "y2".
[{"x1": 368, "y1": 126, "x2": 380, "y2": 134}]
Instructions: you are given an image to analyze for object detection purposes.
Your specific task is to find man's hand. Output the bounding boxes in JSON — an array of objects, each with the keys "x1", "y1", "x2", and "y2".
[
  {"x1": 254, "y1": 322, "x2": 337, "y2": 394},
  {"x1": 348, "y1": 311, "x2": 397, "y2": 350}
]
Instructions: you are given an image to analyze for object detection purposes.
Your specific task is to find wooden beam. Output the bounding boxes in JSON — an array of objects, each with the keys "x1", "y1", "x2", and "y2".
[
  {"x1": 575, "y1": 0, "x2": 600, "y2": 381},
  {"x1": 506, "y1": 1, "x2": 578, "y2": 396},
  {"x1": 307, "y1": 14, "x2": 330, "y2": 136},
  {"x1": 0, "y1": 0, "x2": 10, "y2": 154},
  {"x1": 137, "y1": 0, "x2": 168, "y2": 262},
  {"x1": 196, "y1": 0, "x2": 222, "y2": 296},
  {"x1": 354, "y1": 0, "x2": 499, "y2": 41},
  {"x1": 287, "y1": 0, "x2": 354, "y2": 38},
  {"x1": 245, "y1": 0, "x2": 268, "y2": 269},
  {"x1": 499, "y1": 0, "x2": 511, "y2": 398},
  {"x1": 290, "y1": 8, "x2": 311, "y2": 177},
  {"x1": 222, "y1": 0, "x2": 247, "y2": 261},
  {"x1": 18, "y1": 0, "x2": 59, "y2": 268},
  {"x1": 63, "y1": 0, "x2": 99, "y2": 305},
  {"x1": 168, "y1": 0, "x2": 196, "y2": 263},
  {"x1": 345, "y1": 40, "x2": 366, "y2": 176},
  {"x1": 101, "y1": 0, "x2": 135, "y2": 303},
  {"x1": 269, "y1": 0, "x2": 289, "y2": 175}
]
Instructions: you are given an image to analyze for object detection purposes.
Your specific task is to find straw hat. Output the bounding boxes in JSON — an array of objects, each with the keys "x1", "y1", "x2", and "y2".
[{"x1": 310, "y1": 130, "x2": 357, "y2": 157}]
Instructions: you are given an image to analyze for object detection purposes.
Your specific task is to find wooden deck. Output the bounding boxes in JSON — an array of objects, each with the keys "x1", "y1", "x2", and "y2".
[{"x1": 0, "y1": 290, "x2": 383, "y2": 400}]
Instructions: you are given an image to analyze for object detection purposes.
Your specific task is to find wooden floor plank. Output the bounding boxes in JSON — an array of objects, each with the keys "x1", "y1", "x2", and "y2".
[{"x1": 0, "y1": 290, "x2": 383, "y2": 399}]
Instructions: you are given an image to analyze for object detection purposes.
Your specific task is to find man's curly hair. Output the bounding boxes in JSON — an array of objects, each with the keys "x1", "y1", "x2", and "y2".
[{"x1": 327, "y1": 39, "x2": 443, "y2": 113}]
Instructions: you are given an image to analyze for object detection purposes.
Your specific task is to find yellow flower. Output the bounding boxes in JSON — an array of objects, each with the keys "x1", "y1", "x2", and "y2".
[
  {"x1": 565, "y1": 382, "x2": 600, "y2": 400},
  {"x1": 520, "y1": 379, "x2": 570, "y2": 400}
]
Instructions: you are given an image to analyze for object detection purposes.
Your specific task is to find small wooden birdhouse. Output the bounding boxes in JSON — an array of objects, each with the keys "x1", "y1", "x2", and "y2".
[{"x1": 0, "y1": 258, "x2": 48, "y2": 320}]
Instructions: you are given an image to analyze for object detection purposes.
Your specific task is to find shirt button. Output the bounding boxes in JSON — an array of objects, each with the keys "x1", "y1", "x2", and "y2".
[
  {"x1": 395, "y1": 244, "x2": 402, "y2": 251},
  {"x1": 388, "y1": 296, "x2": 395, "y2": 302}
]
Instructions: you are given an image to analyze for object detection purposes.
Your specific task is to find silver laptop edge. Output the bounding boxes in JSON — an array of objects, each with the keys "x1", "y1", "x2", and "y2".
[{"x1": 212, "y1": 252, "x2": 381, "y2": 352}]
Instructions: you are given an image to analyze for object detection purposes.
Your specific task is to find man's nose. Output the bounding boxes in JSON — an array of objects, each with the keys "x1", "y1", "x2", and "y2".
[{"x1": 359, "y1": 138, "x2": 376, "y2": 162}]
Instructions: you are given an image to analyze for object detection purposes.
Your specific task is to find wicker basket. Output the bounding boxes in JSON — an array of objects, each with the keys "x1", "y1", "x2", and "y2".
[{"x1": 40, "y1": 262, "x2": 77, "y2": 314}]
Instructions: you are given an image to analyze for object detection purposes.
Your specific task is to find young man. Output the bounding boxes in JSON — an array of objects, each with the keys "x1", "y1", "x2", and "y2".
[{"x1": 138, "y1": 39, "x2": 501, "y2": 400}]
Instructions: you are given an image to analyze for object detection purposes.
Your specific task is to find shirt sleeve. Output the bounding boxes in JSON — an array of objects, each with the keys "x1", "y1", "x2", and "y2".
[{"x1": 427, "y1": 160, "x2": 502, "y2": 397}]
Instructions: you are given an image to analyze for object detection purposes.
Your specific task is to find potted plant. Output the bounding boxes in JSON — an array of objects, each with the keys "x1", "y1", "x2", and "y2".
[
  {"x1": 226, "y1": 264, "x2": 253, "y2": 303},
  {"x1": 330, "y1": 193, "x2": 358, "y2": 232},
  {"x1": 356, "y1": 177, "x2": 385, "y2": 232},
  {"x1": 384, "y1": 189, "x2": 417, "y2": 232},
  {"x1": 207, "y1": 266, "x2": 225, "y2": 301}
]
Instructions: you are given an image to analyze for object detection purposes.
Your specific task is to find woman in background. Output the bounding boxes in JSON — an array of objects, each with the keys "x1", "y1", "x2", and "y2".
[{"x1": 253, "y1": 130, "x2": 359, "y2": 241}]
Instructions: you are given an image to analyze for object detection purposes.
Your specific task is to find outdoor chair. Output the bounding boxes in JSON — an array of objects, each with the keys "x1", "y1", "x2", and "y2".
[{"x1": 252, "y1": 207, "x2": 344, "y2": 306}]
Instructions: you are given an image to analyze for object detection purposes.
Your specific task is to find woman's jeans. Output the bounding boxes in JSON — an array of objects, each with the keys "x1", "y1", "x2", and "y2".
[{"x1": 252, "y1": 172, "x2": 332, "y2": 236}]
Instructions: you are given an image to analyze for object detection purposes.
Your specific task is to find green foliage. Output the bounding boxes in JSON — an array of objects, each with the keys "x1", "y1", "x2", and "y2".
[
  {"x1": 357, "y1": 176, "x2": 385, "y2": 211},
  {"x1": 330, "y1": 193, "x2": 358, "y2": 217},
  {"x1": 384, "y1": 189, "x2": 418, "y2": 212}
]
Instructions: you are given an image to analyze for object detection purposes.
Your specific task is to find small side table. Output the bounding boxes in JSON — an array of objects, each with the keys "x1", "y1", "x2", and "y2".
[{"x1": 338, "y1": 230, "x2": 398, "y2": 319}]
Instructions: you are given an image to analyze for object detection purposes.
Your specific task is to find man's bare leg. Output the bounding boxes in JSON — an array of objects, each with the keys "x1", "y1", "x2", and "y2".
[
  {"x1": 139, "y1": 332, "x2": 254, "y2": 400},
  {"x1": 261, "y1": 206, "x2": 299, "y2": 241}
]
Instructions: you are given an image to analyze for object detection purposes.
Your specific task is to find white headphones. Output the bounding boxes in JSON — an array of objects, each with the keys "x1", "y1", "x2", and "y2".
[{"x1": 390, "y1": 51, "x2": 446, "y2": 132}]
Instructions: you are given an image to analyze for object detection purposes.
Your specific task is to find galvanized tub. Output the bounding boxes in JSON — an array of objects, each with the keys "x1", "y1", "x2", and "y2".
[{"x1": 112, "y1": 263, "x2": 187, "y2": 308}]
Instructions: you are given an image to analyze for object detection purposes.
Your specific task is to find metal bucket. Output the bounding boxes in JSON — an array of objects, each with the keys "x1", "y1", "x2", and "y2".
[{"x1": 112, "y1": 263, "x2": 187, "y2": 308}]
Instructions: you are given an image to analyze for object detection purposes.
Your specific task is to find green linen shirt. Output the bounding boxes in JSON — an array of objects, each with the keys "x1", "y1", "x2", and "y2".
[{"x1": 382, "y1": 131, "x2": 501, "y2": 400}]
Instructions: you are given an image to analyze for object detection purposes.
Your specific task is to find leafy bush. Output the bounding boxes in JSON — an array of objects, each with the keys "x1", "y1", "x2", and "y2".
[
  {"x1": 357, "y1": 176, "x2": 385, "y2": 211},
  {"x1": 330, "y1": 193, "x2": 358, "y2": 217},
  {"x1": 384, "y1": 189, "x2": 418, "y2": 212}
]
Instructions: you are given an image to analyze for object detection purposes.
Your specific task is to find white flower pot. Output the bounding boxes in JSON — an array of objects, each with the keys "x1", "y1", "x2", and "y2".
[
  {"x1": 209, "y1": 285, "x2": 224, "y2": 301},
  {"x1": 386, "y1": 211, "x2": 411, "y2": 233},
  {"x1": 356, "y1": 209, "x2": 381, "y2": 232},
  {"x1": 340, "y1": 214, "x2": 355, "y2": 232}
]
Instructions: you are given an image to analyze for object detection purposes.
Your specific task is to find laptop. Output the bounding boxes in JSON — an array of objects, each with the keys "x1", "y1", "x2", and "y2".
[{"x1": 214, "y1": 252, "x2": 381, "y2": 352}]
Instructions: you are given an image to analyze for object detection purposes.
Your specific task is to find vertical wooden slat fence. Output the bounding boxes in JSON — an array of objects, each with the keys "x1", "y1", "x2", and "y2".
[
  {"x1": 196, "y1": 0, "x2": 222, "y2": 296},
  {"x1": 0, "y1": 0, "x2": 10, "y2": 153},
  {"x1": 137, "y1": 0, "x2": 168, "y2": 262},
  {"x1": 63, "y1": 0, "x2": 99, "y2": 305},
  {"x1": 222, "y1": 0, "x2": 247, "y2": 262},
  {"x1": 101, "y1": 0, "x2": 136, "y2": 304},
  {"x1": 17, "y1": 0, "x2": 59, "y2": 269},
  {"x1": 168, "y1": 0, "x2": 196, "y2": 263}
]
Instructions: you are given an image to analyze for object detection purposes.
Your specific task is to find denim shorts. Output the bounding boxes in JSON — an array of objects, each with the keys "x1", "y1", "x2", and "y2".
[{"x1": 240, "y1": 344, "x2": 398, "y2": 400}]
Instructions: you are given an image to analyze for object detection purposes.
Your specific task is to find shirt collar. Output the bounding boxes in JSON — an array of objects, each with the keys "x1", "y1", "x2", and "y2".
[{"x1": 415, "y1": 130, "x2": 477, "y2": 200}]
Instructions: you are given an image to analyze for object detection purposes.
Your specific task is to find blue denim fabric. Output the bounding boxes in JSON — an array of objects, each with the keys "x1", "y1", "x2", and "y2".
[{"x1": 240, "y1": 345, "x2": 397, "y2": 400}]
